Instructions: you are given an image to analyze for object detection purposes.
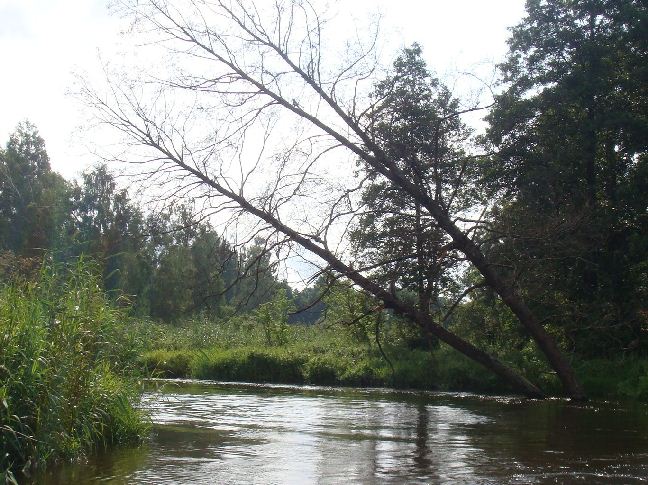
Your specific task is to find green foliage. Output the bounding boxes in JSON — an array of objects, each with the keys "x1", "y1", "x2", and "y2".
[
  {"x1": 352, "y1": 45, "x2": 474, "y2": 318},
  {"x1": 302, "y1": 355, "x2": 343, "y2": 385},
  {"x1": 191, "y1": 348, "x2": 306, "y2": 383},
  {"x1": 0, "y1": 123, "x2": 294, "y2": 323},
  {"x1": 337, "y1": 359, "x2": 378, "y2": 387},
  {"x1": 323, "y1": 284, "x2": 377, "y2": 344},
  {"x1": 141, "y1": 350, "x2": 195, "y2": 378},
  {"x1": 484, "y1": 0, "x2": 648, "y2": 357},
  {"x1": 254, "y1": 289, "x2": 293, "y2": 346},
  {"x1": 70, "y1": 164, "x2": 149, "y2": 299},
  {"x1": 0, "y1": 122, "x2": 70, "y2": 259},
  {"x1": 138, "y1": 312, "x2": 648, "y2": 401},
  {"x1": 575, "y1": 358, "x2": 648, "y2": 401},
  {"x1": 150, "y1": 245, "x2": 197, "y2": 320},
  {"x1": 137, "y1": 315, "x2": 496, "y2": 392},
  {"x1": 191, "y1": 228, "x2": 226, "y2": 314},
  {"x1": 0, "y1": 260, "x2": 147, "y2": 478},
  {"x1": 289, "y1": 276, "x2": 327, "y2": 324}
]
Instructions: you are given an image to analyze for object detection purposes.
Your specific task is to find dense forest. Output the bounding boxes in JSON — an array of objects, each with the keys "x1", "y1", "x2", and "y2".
[{"x1": 1, "y1": 0, "x2": 647, "y2": 480}]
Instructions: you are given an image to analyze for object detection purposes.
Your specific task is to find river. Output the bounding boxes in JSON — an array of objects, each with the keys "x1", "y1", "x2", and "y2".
[{"x1": 34, "y1": 380, "x2": 648, "y2": 484}]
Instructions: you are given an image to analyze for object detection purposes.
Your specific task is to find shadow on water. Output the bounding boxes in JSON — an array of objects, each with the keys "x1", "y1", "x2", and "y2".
[{"x1": 33, "y1": 380, "x2": 648, "y2": 484}]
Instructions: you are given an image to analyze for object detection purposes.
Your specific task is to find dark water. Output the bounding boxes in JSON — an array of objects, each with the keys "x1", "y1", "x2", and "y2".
[{"x1": 35, "y1": 380, "x2": 648, "y2": 484}]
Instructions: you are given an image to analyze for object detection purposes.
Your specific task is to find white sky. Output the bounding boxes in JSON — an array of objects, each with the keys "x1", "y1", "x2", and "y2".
[{"x1": 0, "y1": 0, "x2": 527, "y2": 180}]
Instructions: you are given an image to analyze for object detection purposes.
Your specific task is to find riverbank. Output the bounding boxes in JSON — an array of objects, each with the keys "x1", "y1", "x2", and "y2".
[
  {"x1": 137, "y1": 317, "x2": 513, "y2": 393},
  {"x1": 137, "y1": 318, "x2": 648, "y2": 401}
]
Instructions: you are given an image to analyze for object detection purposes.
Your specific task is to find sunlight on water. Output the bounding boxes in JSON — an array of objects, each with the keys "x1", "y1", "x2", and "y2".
[{"x1": 35, "y1": 381, "x2": 648, "y2": 484}]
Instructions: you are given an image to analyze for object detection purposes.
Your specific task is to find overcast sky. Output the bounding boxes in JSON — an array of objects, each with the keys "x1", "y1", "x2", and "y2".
[{"x1": 0, "y1": 0, "x2": 527, "y2": 179}]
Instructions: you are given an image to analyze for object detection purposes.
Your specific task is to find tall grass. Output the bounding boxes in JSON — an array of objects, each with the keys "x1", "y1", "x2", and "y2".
[
  {"x1": 139, "y1": 315, "x2": 648, "y2": 401},
  {"x1": 0, "y1": 260, "x2": 148, "y2": 483},
  {"x1": 137, "y1": 316, "x2": 516, "y2": 393}
]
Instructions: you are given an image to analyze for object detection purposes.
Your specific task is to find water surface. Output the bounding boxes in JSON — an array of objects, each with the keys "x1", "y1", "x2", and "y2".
[{"x1": 36, "y1": 380, "x2": 648, "y2": 484}]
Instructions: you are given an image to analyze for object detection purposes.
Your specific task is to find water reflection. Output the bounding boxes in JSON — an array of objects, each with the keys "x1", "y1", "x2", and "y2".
[{"x1": 35, "y1": 381, "x2": 648, "y2": 484}]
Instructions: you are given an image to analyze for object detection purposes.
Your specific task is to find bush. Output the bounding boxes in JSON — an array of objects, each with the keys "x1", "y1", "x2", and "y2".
[
  {"x1": 433, "y1": 348, "x2": 502, "y2": 393},
  {"x1": 302, "y1": 355, "x2": 342, "y2": 385},
  {"x1": 338, "y1": 359, "x2": 378, "y2": 387},
  {"x1": 391, "y1": 351, "x2": 438, "y2": 390},
  {"x1": 141, "y1": 350, "x2": 195, "y2": 377},
  {"x1": 576, "y1": 358, "x2": 648, "y2": 401},
  {"x1": 191, "y1": 348, "x2": 306, "y2": 383}
]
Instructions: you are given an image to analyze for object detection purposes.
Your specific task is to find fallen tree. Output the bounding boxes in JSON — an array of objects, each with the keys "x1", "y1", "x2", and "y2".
[{"x1": 83, "y1": 0, "x2": 585, "y2": 399}]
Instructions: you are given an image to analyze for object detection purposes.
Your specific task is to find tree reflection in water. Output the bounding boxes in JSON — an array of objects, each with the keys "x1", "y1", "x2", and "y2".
[{"x1": 32, "y1": 382, "x2": 648, "y2": 484}]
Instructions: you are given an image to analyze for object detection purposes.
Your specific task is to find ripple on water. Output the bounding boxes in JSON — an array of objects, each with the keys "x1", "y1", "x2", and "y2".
[{"x1": 32, "y1": 381, "x2": 648, "y2": 484}]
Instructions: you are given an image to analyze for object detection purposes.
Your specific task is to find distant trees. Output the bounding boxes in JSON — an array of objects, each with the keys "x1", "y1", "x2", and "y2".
[
  {"x1": 0, "y1": 122, "x2": 69, "y2": 258},
  {"x1": 0, "y1": 123, "x2": 289, "y2": 320},
  {"x1": 70, "y1": 164, "x2": 148, "y2": 295}
]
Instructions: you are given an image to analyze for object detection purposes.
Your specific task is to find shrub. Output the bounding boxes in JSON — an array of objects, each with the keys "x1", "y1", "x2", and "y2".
[
  {"x1": 339, "y1": 359, "x2": 378, "y2": 387},
  {"x1": 302, "y1": 355, "x2": 342, "y2": 385},
  {"x1": 141, "y1": 350, "x2": 194, "y2": 378},
  {"x1": 576, "y1": 358, "x2": 648, "y2": 401},
  {"x1": 191, "y1": 348, "x2": 306, "y2": 383}
]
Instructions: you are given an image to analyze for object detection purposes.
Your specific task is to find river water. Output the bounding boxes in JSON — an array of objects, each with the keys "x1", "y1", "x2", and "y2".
[{"x1": 35, "y1": 380, "x2": 648, "y2": 484}]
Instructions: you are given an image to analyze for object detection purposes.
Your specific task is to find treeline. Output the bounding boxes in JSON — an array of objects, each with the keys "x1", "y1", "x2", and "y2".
[{"x1": 0, "y1": 125, "x2": 317, "y2": 321}]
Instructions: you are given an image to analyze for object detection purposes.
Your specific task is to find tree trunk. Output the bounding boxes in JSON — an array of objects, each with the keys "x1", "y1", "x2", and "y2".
[
  {"x1": 361, "y1": 149, "x2": 586, "y2": 400},
  {"x1": 167, "y1": 159, "x2": 545, "y2": 398},
  {"x1": 433, "y1": 209, "x2": 586, "y2": 401}
]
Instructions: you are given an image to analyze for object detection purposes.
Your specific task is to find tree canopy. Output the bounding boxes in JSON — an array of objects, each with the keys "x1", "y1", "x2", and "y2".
[{"x1": 484, "y1": 0, "x2": 648, "y2": 357}]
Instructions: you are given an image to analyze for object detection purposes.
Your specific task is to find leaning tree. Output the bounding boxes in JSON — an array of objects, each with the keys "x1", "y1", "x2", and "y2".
[{"x1": 82, "y1": 0, "x2": 587, "y2": 399}]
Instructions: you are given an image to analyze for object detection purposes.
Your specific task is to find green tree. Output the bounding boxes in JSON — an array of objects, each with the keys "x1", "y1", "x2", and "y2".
[
  {"x1": 290, "y1": 276, "x2": 328, "y2": 324},
  {"x1": 231, "y1": 238, "x2": 282, "y2": 312},
  {"x1": 191, "y1": 227, "x2": 226, "y2": 314},
  {"x1": 353, "y1": 45, "x2": 474, "y2": 325},
  {"x1": 254, "y1": 288, "x2": 293, "y2": 346},
  {"x1": 324, "y1": 283, "x2": 379, "y2": 344},
  {"x1": 71, "y1": 165, "x2": 151, "y2": 304},
  {"x1": 485, "y1": 0, "x2": 648, "y2": 356},
  {"x1": 0, "y1": 122, "x2": 70, "y2": 258},
  {"x1": 150, "y1": 245, "x2": 196, "y2": 321}
]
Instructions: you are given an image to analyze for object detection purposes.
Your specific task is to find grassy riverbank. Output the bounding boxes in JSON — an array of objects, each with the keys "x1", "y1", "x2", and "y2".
[
  {"x1": 137, "y1": 316, "x2": 554, "y2": 395},
  {"x1": 0, "y1": 263, "x2": 147, "y2": 483},
  {"x1": 138, "y1": 316, "x2": 648, "y2": 402}
]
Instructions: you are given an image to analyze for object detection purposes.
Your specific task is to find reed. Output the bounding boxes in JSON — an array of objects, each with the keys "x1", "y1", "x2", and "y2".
[{"x1": 0, "y1": 259, "x2": 147, "y2": 483}]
